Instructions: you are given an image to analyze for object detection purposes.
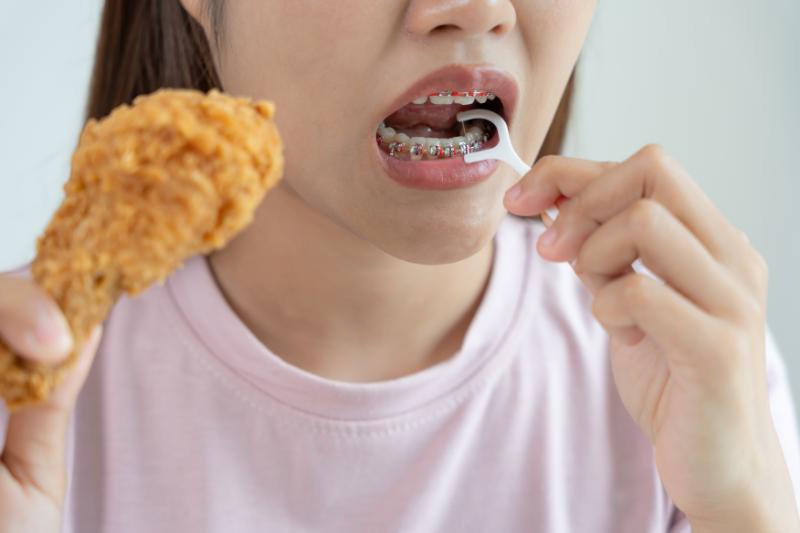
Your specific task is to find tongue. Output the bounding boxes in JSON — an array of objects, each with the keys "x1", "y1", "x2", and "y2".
[{"x1": 384, "y1": 102, "x2": 479, "y2": 138}]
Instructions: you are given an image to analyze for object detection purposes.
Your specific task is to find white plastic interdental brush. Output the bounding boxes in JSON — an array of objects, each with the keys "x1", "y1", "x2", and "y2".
[{"x1": 456, "y1": 108, "x2": 659, "y2": 281}]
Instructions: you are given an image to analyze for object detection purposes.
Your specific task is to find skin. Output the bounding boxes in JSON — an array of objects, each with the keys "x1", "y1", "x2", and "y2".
[
  {"x1": 0, "y1": 1, "x2": 797, "y2": 531},
  {"x1": 508, "y1": 149, "x2": 800, "y2": 531},
  {"x1": 198, "y1": 0, "x2": 593, "y2": 381}
]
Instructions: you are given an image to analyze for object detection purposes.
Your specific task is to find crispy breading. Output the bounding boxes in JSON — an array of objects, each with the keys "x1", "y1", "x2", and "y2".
[{"x1": 0, "y1": 89, "x2": 283, "y2": 411}]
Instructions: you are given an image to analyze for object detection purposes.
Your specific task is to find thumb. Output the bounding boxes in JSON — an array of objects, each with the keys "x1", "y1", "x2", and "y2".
[{"x1": 1, "y1": 325, "x2": 102, "y2": 502}]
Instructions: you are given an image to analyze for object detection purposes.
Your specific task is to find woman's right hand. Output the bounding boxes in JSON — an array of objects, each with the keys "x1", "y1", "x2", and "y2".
[{"x1": 0, "y1": 274, "x2": 101, "y2": 532}]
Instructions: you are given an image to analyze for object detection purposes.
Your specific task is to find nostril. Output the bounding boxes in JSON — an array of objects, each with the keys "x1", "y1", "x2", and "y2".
[
  {"x1": 490, "y1": 23, "x2": 507, "y2": 36},
  {"x1": 430, "y1": 23, "x2": 505, "y2": 36},
  {"x1": 431, "y1": 24, "x2": 461, "y2": 34},
  {"x1": 404, "y1": 0, "x2": 516, "y2": 38}
]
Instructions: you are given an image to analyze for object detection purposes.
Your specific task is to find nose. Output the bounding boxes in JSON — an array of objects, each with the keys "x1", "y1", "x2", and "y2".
[{"x1": 405, "y1": 0, "x2": 516, "y2": 38}]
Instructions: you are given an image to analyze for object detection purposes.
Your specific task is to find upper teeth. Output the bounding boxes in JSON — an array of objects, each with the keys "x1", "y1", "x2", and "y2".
[{"x1": 412, "y1": 90, "x2": 496, "y2": 106}]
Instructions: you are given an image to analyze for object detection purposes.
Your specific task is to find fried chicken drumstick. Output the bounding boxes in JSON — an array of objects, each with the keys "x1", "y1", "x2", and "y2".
[{"x1": 0, "y1": 89, "x2": 284, "y2": 411}]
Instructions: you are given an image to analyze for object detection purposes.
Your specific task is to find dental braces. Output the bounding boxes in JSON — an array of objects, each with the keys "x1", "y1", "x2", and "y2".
[
  {"x1": 378, "y1": 89, "x2": 498, "y2": 160},
  {"x1": 382, "y1": 138, "x2": 482, "y2": 160},
  {"x1": 377, "y1": 121, "x2": 494, "y2": 161},
  {"x1": 415, "y1": 90, "x2": 497, "y2": 104},
  {"x1": 433, "y1": 90, "x2": 493, "y2": 96}
]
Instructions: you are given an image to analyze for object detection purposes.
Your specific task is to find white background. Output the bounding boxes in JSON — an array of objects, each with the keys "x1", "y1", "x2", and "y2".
[{"x1": 1, "y1": 2, "x2": 799, "y2": 409}]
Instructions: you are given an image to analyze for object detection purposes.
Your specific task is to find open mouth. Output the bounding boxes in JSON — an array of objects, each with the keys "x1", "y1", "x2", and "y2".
[{"x1": 376, "y1": 89, "x2": 505, "y2": 161}]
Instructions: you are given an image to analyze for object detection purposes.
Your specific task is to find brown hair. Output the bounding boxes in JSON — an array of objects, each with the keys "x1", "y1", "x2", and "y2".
[
  {"x1": 86, "y1": 1, "x2": 221, "y2": 121},
  {"x1": 86, "y1": 0, "x2": 573, "y2": 159}
]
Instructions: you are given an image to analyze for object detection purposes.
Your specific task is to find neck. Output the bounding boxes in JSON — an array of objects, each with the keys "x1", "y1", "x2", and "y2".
[{"x1": 207, "y1": 182, "x2": 495, "y2": 382}]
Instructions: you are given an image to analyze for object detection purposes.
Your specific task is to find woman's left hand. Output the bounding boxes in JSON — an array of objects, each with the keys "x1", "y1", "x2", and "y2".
[{"x1": 504, "y1": 144, "x2": 799, "y2": 532}]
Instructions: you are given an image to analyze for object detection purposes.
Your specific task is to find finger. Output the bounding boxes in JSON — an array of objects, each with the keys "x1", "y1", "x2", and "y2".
[
  {"x1": 504, "y1": 155, "x2": 617, "y2": 216},
  {"x1": 541, "y1": 197, "x2": 636, "y2": 297},
  {"x1": 570, "y1": 198, "x2": 744, "y2": 319},
  {"x1": 1, "y1": 325, "x2": 101, "y2": 503},
  {"x1": 591, "y1": 272, "x2": 721, "y2": 371},
  {"x1": 536, "y1": 145, "x2": 743, "y2": 267},
  {"x1": 0, "y1": 276, "x2": 73, "y2": 362}
]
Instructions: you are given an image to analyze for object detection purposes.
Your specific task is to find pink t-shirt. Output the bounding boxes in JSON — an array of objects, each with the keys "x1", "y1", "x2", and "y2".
[{"x1": 2, "y1": 214, "x2": 798, "y2": 532}]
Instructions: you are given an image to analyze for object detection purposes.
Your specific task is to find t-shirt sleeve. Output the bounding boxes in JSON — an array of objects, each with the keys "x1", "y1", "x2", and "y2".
[{"x1": 666, "y1": 322, "x2": 800, "y2": 532}]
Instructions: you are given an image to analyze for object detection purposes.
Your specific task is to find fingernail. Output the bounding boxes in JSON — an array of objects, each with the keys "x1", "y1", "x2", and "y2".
[
  {"x1": 540, "y1": 226, "x2": 559, "y2": 247},
  {"x1": 504, "y1": 183, "x2": 523, "y2": 203},
  {"x1": 31, "y1": 304, "x2": 73, "y2": 358}
]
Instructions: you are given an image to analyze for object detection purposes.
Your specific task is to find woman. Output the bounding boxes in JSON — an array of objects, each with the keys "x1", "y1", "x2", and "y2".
[{"x1": 1, "y1": 0, "x2": 798, "y2": 531}]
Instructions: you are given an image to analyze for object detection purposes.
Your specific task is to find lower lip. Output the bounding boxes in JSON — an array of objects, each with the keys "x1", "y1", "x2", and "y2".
[{"x1": 374, "y1": 130, "x2": 501, "y2": 191}]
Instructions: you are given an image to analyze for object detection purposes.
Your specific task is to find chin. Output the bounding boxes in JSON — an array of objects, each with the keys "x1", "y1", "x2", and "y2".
[{"x1": 362, "y1": 203, "x2": 505, "y2": 266}]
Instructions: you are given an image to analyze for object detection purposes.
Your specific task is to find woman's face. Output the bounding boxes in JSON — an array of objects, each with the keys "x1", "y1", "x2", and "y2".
[{"x1": 204, "y1": 0, "x2": 596, "y2": 264}]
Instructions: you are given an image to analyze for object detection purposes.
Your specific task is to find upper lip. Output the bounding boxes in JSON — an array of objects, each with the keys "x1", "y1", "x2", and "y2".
[{"x1": 379, "y1": 64, "x2": 519, "y2": 130}]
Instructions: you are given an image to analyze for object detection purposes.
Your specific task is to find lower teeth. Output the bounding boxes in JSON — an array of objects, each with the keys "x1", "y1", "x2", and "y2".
[{"x1": 376, "y1": 121, "x2": 493, "y2": 161}]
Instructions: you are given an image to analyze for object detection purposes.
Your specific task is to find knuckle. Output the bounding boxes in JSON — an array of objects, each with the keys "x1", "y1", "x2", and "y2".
[
  {"x1": 554, "y1": 193, "x2": 581, "y2": 226},
  {"x1": 562, "y1": 192, "x2": 583, "y2": 218},
  {"x1": 736, "y1": 228, "x2": 751, "y2": 247},
  {"x1": 637, "y1": 144, "x2": 678, "y2": 190},
  {"x1": 640, "y1": 143, "x2": 668, "y2": 160},
  {"x1": 751, "y1": 249, "x2": 769, "y2": 284},
  {"x1": 529, "y1": 156, "x2": 562, "y2": 198},
  {"x1": 639, "y1": 143, "x2": 670, "y2": 168},
  {"x1": 626, "y1": 199, "x2": 662, "y2": 238},
  {"x1": 591, "y1": 283, "x2": 616, "y2": 325},
  {"x1": 573, "y1": 248, "x2": 588, "y2": 274},
  {"x1": 536, "y1": 154, "x2": 560, "y2": 171},
  {"x1": 622, "y1": 274, "x2": 652, "y2": 307},
  {"x1": 738, "y1": 245, "x2": 769, "y2": 295},
  {"x1": 726, "y1": 227, "x2": 769, "y2": 289},
  {"x1": 734, "y1": 287, "x2": 765, "y2": 323},
  {"x1": 533, "y1": 155, "x2": 560, "y2": 181}
]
